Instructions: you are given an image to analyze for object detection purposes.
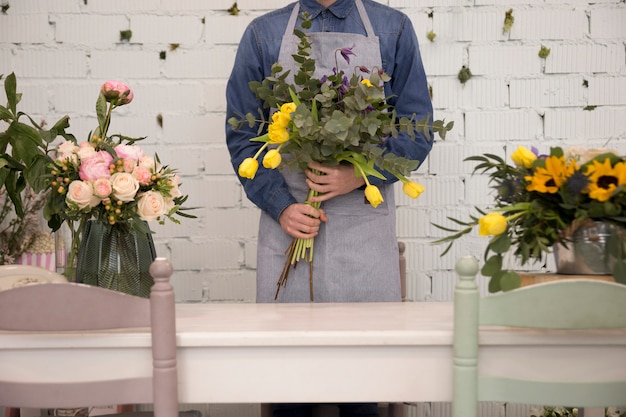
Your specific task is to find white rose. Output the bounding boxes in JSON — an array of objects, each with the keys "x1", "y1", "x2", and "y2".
[
  {"x1": 66, "y1": 180, "x2": 100, "y2": 210},
  {"x1": 110, "y1": 172, "x2": 139, "y2": 202},
  {"x1": 139, "y1": 155, "x2": 161, "y2": 171},
  {"x1": 56, "y1": 141, "x2": 79, "y2": 161},
  {"x1": 137, "y1": 191, "x2": 167, "y2": 221},
  {"x1": 77, "y1": 142, "x2": 97, "y2": 161}
]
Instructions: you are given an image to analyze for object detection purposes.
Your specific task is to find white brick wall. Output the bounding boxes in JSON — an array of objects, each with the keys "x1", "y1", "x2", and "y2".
[{"x1": 1, "y1": 0, "x2": 625, "y2": 315}]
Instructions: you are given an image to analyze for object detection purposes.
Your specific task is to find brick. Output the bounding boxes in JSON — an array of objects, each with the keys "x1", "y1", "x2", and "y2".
[
  {"x1": 469, "y1": 45, "x2": 541, "y2": 76},
  {"x1": 205, "y1": 208, "x2": 261, "y2": 238},
  {"x1": 544, "y1": 107, "x2": 626, "y2": 140},
  {"x1": 431, "y1": 78, "x2": 509, "y2": 110},
  {"x1": 0, "y1": 15, "x2": 50, "y2": 44},
  {"x1": 90, "y1": 50, "x2": 162, "y2": 79},
  {"x1": 54, "y1": 15, "x2": 130, "y2": 45},
  {"x1": 204, "y1": 15, "x2": 254, "y2": 45},
  {"x1": 428, "y1": 143, "x2": 507, "y2": 176},
  {"x1": 509, "y1": 8, "x2": 587, "y2": 40},
  {"x1": 5, "y1": 0, "x2": 79, "y2": 13},
  {"x1": 163, "y1": 113, "x2": 227, "y2": 145},
  {"x1": 171, "y1": 239, "x2": 242, "y2": 270},
  {"x1": 164, "y1": 47, "x2": 236, "y2": 79},
  {"x1": 590, "y1": 7, "x2": 626, "y2": 39},
  {"x1": 510, "y1": 76, "x2": 587, "y2": 108},
  {"x1": 545, "y1": 43, "x2": 625, "y2": 74},
  {"x1": 466, "y1": 110, "x2": 544, "y2": 141},
  {"x1": 3, "y1": 49, "x2": 88, "y2": 78},
  {"x1": 130, "y1": 15, "x2": 205, "y2": 45},
  {"x1": 83, "y1": 0, "x2": 160, "y2": 13},
  {"x1": 588, "y1": 76, "x2": 626, "y2": 106},
  {"x1": 421, "y1": 42, "x2": 465, "y2": 76},
  {"x1": 438, "y1": 10, "x2": 509, "y2": 42}
]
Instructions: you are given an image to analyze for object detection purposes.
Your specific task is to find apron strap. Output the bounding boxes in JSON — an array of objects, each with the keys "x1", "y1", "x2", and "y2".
[{"x1": 286, "y1": 0, "x2": 376, "y2": 37}]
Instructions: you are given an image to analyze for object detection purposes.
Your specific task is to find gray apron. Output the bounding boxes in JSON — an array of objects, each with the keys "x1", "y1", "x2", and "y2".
[{"x1": 256, "y1": 0, "x2": 401, "y2": 303}]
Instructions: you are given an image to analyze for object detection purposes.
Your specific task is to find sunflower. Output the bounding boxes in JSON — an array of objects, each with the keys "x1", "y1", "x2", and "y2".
[
  {"x1": 525, "y1": 155, "x2": 576, "y2": 194},
  {"x1": 586, "y1": 159, "x2": 626, "y2": 202}
]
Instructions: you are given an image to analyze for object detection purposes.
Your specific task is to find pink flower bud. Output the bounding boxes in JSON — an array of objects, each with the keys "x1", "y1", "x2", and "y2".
[{"x1": 100, "y1": 80, "x2": 134, "y2": 105}]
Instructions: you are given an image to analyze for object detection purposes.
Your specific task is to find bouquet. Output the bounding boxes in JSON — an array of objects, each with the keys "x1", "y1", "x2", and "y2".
[
  {"x1": 45, "y1": 80, "x2": 195, "y2": 277},
  {"x1": 229, "y1": 13, "x2": 453, "y2": 299},
  {"x1": 433, "y1": 145, "x2": 626, "y2": 292}
]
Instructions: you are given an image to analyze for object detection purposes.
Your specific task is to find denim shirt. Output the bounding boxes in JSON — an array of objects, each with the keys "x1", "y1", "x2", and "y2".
[{"x1": 225, "y1": 0, "x2": 433, "y2": 222}]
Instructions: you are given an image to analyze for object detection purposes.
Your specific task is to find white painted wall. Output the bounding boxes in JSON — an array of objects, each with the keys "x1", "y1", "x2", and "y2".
[{"x1": 1, "y1": 0, "x2": 625, "y2": 414}]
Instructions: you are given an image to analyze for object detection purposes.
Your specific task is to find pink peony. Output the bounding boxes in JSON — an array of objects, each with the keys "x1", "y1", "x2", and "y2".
[
  {"x1": 115, "y1": 143, "x2": 145, "y2": 161},
  {"x1": 79, "y1": 151, "x2": 113, "y2": 181},
  {"x1": 100, "y1": 80, "x2": 133, "y2": 105}
]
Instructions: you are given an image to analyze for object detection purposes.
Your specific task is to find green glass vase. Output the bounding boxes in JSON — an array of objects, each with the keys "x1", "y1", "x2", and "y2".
[{"x1": 75, "y1": 220, "x2": 157, "y2": 298}]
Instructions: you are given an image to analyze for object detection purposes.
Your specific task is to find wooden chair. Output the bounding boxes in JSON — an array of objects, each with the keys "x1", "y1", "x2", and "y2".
[
  {"x1": 0, "y1": 258, "x2": 199, "y2": 417},
  {"x1": 452, "y1": 255, "x2": 626, "y2": 417}
]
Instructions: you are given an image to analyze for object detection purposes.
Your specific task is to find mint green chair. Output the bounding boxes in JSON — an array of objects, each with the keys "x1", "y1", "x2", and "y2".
[{"x1": 452, "y1": 256, "x2": 626, "y2": 417}]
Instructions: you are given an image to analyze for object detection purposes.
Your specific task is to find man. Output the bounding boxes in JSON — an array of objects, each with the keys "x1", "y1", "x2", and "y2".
[{"x1": 226, "y1": 0, "x2": 433, "y2": 415}]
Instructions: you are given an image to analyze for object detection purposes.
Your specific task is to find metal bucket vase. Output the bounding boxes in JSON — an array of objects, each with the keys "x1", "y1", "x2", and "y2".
[
  {"x1": 75, "y1": 220, "x2": 157, "y2": 298},
  {"x1": 554, "y1": 220, "x2": 626, "y2": 275}
]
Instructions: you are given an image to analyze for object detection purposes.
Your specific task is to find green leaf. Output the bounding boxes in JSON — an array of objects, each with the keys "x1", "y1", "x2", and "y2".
[
  {"x1": 489, "y1": 233, "x2": 512, "y2": 254},
  {"x1": 500, "y1": 271, "x2": 521, "y2": 291},
  {"x1": 96, "y1": 93, "x2": 107, "y2": 134},
  {"x1": 4, "y1": 72, "x2": 18, "y2": 114},
  {"x1": 481, "y1": 255, "x2": 502, "y2": 276}
]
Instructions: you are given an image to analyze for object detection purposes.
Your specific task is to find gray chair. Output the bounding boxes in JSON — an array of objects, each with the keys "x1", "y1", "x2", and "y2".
[
  {"x1": 452, "y1": 255, "x2": 626, "y2": 417},
  {"x1": 0, "y1": 259, "x2": 200, "y2": 417}
]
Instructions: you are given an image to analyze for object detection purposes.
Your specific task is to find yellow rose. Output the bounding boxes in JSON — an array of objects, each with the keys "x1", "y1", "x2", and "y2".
[
  {"x1": 268, "y1": 124, "x2": 290, "y2": 144},
  {"x1": 402, "y1": 181, "x2": 425, "y2": 199},
  {"x1": 361, "y1": 79, "x2": 373, "y2": 87},
  {"x1": 280, "y1": 102, "x2": 297, "y2": 115},
  {"x1": 238, "y1": 157, "x2": 259, "y2": 179},
  {"x1": 478, "y1": 213, "x2": 507, "y2": 236},
  {"x1": 511, "y1": 146, "x2": 536, "y2": 168},
  {"x1": 364, "y1": 185, "x2": 384, "y2": 208},
  {"x1": 262, "y1": 149, "x2": 282, "y2": 169}
]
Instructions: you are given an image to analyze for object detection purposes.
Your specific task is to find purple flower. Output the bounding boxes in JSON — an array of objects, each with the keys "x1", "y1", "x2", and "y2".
[
  {"x1": 339, "y1": 44, "x2": 356, "y2": 64},
  {"x1": 358, "y1": 65, "x2": 371, "y2": 74}
]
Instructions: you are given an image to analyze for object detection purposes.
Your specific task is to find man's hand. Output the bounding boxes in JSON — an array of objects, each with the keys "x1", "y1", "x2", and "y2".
[
  {"x1": 278, "y1": 203, "x2": 328, "y2": 239},
  {"x1": 305, "y1": 161, "x2": 365, "y2": 203}
]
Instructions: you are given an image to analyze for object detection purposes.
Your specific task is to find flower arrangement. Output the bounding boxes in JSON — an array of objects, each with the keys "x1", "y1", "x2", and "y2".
[
  {"x1": 44, "y1": 80, "x2": 194, "y2": 277},
  {"x1": 229, "y1": 13, "x2": 453, "y2": 299},
  {"x1": 434, "y1": 145, "x2": 626, "y2": 292},
  {"x1": 1, "y1": 72, "x2": 73, "y2": 265}
]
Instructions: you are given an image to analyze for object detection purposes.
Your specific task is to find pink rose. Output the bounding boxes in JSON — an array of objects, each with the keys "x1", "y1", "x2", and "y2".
[
  {"x1": 100, "y1": 80, "x2": 133, "y2": 105},
  {"x1": 79, "y1": 150, "x2": 113, "y2": 181},
  {"x1": 110, "y1": 172, "x2": 139, "y2": 202},
  {"x1": 122, "y1": 158, "x2": 137, "y2": 173},
  {"x1": 66, "y1": 181, "x2": 100, "y2": 210},
  {"x1": 92, "y1": 178, "x2": 113, "y2": 199},
  {"x1": 132, "y1": 165, "x2": 152, "y2": 186},
  {"x1": 137, "y1": 191, "x2": 167, "y2": 221},
  {"x1": 114, "y1": 144, "x2": 145, "y2": 162}
]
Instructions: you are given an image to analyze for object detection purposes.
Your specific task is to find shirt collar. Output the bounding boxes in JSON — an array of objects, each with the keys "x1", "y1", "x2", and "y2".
[{"x1": 299, "y1": 0, "x2": 355, "y2": 19}]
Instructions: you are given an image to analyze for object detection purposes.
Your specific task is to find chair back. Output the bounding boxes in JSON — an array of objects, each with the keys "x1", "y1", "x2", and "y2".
[
  {"x1": 452, "y1": 256, "x2": 626, "y2": 417},
  {"x1": 0, "y1": 258, "x2": 178, "y2": 417}
]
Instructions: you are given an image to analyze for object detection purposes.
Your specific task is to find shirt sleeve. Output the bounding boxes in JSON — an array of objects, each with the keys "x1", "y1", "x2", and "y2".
[
  {"x1": 225, "y1": 23, "x2": 298, "y2": 222},
  {"x1": 369, "y1": 14, "x2": 434, "y2": 187}
]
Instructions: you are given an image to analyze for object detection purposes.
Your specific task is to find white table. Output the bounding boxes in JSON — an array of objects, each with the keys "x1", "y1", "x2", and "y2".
[{"x1": 2, "y1": 302, "x2": 625, "y2": 404}]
